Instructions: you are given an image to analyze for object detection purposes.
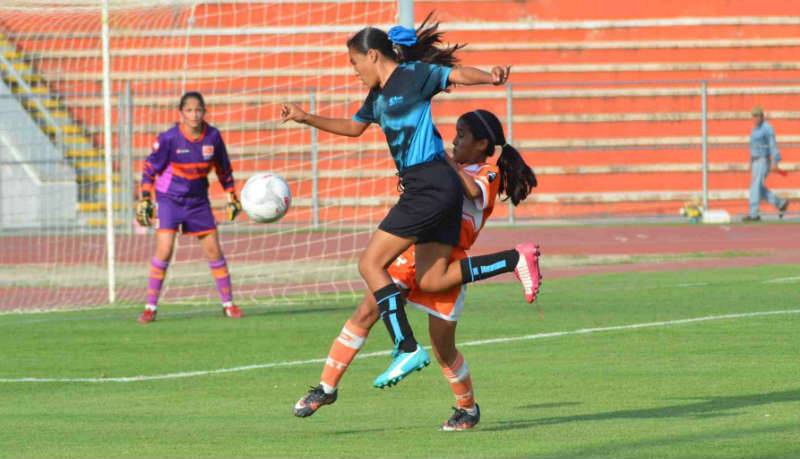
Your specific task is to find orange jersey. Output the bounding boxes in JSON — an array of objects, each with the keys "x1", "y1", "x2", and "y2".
[
  {"x1": 458, "y1": 162, "x2": 501, "y2": 250},
  {"x1": 387, "y1": 161, "x2": 501, "y2": 322}
]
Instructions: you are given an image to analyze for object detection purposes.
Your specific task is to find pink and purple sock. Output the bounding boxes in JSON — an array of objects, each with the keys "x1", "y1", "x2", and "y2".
[
  {"x1": 209, "y1": 258, "x2": 234, "y2": 306},
  {"x1": 146, "y1": 257, "x2": 169, "y2": 308}
]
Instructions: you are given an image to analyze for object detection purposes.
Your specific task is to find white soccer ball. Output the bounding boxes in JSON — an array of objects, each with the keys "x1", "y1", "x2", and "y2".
[{"x1": 241, "y1": 172, "x2": 291, "y2": 223}]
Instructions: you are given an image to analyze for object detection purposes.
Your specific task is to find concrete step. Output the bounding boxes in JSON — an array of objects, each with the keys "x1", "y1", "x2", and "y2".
[
  {"x1": 78, "y1": 201, "x2": 129, "y2": 212},
  {"x1": 43, "y1": 124, "x2": 84, "y2": 136},
  {"x1": 77, "y1": 173, "x2": 120, "y2": 184},
  {"x1": 66, "y1": 148, "x2": 103, "y2": 159}
]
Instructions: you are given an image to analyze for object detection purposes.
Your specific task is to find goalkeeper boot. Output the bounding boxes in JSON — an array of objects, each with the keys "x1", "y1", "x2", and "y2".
[
  {"x1": 223, "y1": 304, "x2": 243, "y2": 319},
  {"x1": 293, "y1": 385, "x2": 337, "y2": 417},
  {"x1": 441, "y1": 404, "x2": 481, "y2": 431},
  {"x1": 138, "y1": 308, "x2": 157, "y2": 324},
  {"x1": 514, "y1": 243, "x2": 542, "y2": 303},
  {"x1": 373, "y1": 344, "x2": 430, "y2": 389}
]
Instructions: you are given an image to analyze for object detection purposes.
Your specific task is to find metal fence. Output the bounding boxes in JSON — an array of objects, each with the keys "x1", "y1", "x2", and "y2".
[{"x1": 3, "y1": 79, "x2": 800, "y2": 232}]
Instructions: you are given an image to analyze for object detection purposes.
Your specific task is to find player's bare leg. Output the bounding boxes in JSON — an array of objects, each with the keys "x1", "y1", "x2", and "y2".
[
  {"x1": 359, "y1": 231, "x2": 431, "y2": 388},
  {"x1": 294, "y1": 296, "x2": 378, "y2": 417},
  {"x1": 429, "y1": 316, "x2": 480, "y2": 431},
  {"x1": 416, "y1": 242, "x2": 542, "y2": 304}
]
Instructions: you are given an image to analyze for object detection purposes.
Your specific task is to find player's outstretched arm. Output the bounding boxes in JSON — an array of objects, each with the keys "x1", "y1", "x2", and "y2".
[
  {"x1": 449, "y1": 65, "x2": 511, "y2": 87},
  {"x1": 281, "y1": 103, "x2": 369, "y2": 138}
]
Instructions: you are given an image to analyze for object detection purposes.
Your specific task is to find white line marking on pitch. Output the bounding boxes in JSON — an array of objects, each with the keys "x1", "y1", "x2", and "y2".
[
  {"x1": 763, "y1": 276, "x2": 800, "y2": 284},
  {"x1": 2, "y1": 309, "x2": 798, "y2": 384},
  {"x1": 676, "y1": 282, "x2": 709, "y2": 288}
]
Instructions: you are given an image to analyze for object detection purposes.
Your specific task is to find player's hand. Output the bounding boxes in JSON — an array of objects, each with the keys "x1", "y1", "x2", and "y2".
[
  {"x1": 135, "y1": 198, "x2": 154, "y2": 227},
  {"x1": 491, "y1": 65, "x2": 511, "y2": 85},
  {"x1": 280, "y1": 104, "x2": 308, "y2": 124},
  {"x1": 227, "y1": 193, "x2": 242, "y2": 221},
  {"x1": 444, "y1": 150, "x2": 460, "y2": 168}
]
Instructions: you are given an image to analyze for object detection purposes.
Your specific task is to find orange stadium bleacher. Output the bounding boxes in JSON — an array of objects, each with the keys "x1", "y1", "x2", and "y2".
[{"x1": 1, "y1": 0, "x2": 799, "y2": 224}]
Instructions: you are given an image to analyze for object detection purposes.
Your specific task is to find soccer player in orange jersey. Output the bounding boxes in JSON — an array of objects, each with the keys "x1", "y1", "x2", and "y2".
[
  {"x1": 294, "y1": 109, "x2": 538, "y2": 431},
  {"x1": 135, "y1": 92, "x2": 243, "y2": 323}
]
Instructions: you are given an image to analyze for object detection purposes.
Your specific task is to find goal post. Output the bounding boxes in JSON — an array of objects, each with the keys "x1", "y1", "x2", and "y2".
[{"x1": 0, "y1": 0, "x2": 404, "y2": 311}]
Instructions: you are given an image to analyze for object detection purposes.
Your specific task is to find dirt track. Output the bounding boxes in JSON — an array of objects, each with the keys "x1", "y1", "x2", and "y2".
[{"x1": 2, "y1": 223, "x2": 798, "y2": 311}]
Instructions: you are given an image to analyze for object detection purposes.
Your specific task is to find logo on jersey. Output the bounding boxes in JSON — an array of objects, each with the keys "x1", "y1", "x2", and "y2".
[
  {"x1": 176, "y1": 148, "x2": 190, "y2": 154},
  {"x1": 487, "y1": 172, "x2": 497, "y2": 183},
  {"x1": 202, "y1": 145, "x2": 214, "y2": 160},
  {"x1": 388, "y1": 96, "x2": 404, "y2": 107}
]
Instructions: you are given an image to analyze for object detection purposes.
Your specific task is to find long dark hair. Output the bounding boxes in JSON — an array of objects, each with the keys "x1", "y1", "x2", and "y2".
[
  {"x1": 459, "y1": 109, "x2": 538, "y2": 206},
  {"x1": 346, "y1": 12, "x2": 464, "y2": 67},
  {"x1": 178, "y1": 91, "x2": 206, "y2": 111}
]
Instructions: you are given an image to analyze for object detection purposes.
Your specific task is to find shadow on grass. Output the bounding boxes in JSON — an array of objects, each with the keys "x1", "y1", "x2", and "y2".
[
  {"x1": 516, "y1": 402, "x2": 582, "y2": 410},
  {"x1": 483, "y1": 388, "x2": 800, "y2": 432},
  {"x1": 559, "y1": 423, "x2": 798, "y2": 458}
]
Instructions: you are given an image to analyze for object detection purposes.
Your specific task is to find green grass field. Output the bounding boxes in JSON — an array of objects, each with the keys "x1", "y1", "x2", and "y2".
[{"x1": 2, "y1": 264, "x2": 799, "y2": 458}]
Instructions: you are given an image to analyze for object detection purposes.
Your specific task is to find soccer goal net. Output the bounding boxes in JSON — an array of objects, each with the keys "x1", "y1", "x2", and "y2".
[{"x1": 0, "y1": 0, "x2": 399, "y2": 311}]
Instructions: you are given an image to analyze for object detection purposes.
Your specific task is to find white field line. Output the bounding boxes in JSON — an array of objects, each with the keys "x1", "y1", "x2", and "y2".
[
  {"x1": 762, "y1": 276, "x2": 800, "y2": 284},
  {"x1": 1, "y1": 309, "x2": 798, "y2": 384}
]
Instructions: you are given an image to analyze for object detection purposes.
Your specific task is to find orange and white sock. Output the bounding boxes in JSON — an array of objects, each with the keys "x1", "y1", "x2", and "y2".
[
  {"x1": 320, "y1": 320, "x2": 369, "y2": 394},
  {"x1": 440, "y1": 352, "x2": 476, "y2": 413}
]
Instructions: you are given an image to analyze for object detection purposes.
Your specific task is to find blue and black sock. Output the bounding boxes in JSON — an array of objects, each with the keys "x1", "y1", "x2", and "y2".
[
  {"x1": 374, "y1": 283, "x2": 417, "y2": 353},
  {"x1": 459, "y1": 249, "x2": 520, "y2": 284}
]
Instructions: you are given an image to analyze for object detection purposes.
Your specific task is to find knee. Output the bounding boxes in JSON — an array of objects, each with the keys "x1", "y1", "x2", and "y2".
[
  {"x1": 352, "y1": 305, "x2": 378, "y2": 328},
  {"x1": 417, "y1": 273, "x2": 445, "y2": 293},
  {"x1": 207, "y1": 248, "x2": 222, "y2": 261},
  {"x1": 203, "y1": 245, "x2": 222, "y2": 261},
  {"x1": 154, "y1": 247, "x2": 173, "y2": 261},
  {"x1": 358, "y1": 251, "x2": 380, "y2": 280},
  {"x1": 351, "y1": 297, "x2": 379, "y2": 328},
  {"x1": 431, "y1": 343, "x2": 458, "y2": 366}
]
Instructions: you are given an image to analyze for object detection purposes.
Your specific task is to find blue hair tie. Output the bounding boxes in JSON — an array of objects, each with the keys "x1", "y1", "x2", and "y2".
[{"x1": 388, "y1": 26, "x2": 417, "y2": 47}]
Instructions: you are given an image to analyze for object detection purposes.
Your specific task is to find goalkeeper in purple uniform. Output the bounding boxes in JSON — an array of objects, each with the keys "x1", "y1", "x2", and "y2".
[{"x1": 135, "y1": 91, "x2": 243, "y2": 323}]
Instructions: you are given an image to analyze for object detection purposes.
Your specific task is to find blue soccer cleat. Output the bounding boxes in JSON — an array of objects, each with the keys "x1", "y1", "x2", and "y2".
[{"x1": 373, "y1": 344, "x2": 430, "y2": 389}]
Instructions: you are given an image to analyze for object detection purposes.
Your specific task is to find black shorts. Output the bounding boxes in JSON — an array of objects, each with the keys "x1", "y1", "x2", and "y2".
[{"x1": 379, "y1": 158, "x2": 463, "y2": 246}]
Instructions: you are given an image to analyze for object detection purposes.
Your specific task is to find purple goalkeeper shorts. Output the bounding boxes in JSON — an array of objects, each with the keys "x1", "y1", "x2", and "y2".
[{"x1": 157, "y1": 195, "x2": 217, "y2": 235}]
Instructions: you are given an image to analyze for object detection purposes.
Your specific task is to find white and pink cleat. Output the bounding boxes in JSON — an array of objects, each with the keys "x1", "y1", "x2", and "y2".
[{"x1": 514, "y1": 243, "x2": 542, "y2": 303}]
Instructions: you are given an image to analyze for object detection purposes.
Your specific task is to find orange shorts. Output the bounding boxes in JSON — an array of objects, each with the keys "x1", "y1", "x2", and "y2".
[{"x1": 387, "y1": 246, "x2": 468, "y2": 322}]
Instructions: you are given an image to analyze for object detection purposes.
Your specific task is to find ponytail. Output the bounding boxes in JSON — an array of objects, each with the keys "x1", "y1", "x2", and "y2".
[
  {"x1": 459, "y1": 109, "x2": 538, "y2": 206},
  {"x1": 347, "y1": 11, "x2": 463, "y2": 67},
  {"x1": 497, "y1": 144, "x2": 538, "y2": 206}
]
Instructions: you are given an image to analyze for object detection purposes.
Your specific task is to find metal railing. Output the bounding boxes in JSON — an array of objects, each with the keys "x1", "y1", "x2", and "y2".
[{"x1": 3, "y1": 79, "x2": 799, "y2": 232}]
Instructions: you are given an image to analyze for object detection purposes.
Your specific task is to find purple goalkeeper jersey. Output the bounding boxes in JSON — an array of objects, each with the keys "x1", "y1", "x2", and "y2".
[{"x1": 141, "y1": 123, "x2": 235, "y2": 199}]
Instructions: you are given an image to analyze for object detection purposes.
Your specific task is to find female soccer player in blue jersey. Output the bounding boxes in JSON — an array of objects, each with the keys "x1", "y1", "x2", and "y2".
[
  {"x1": 135, "y1": 92, "x2": 243, "y2": 323},
  {"x1": 281, "y1": 15, "x2": 540, "y2": 385}
]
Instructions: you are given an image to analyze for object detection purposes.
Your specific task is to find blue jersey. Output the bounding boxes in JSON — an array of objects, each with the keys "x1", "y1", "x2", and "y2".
[{"x1": 353, "y1": 61, "x2": 452, "y2": 172}]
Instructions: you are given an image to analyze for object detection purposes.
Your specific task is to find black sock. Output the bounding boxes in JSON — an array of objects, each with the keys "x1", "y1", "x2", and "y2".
[
  {"x1": 459, "y1": 249, "x2": 520, "y2": 284},
  {"x1": 374, "y1": 283, "x2": 417, "y2": 353}
]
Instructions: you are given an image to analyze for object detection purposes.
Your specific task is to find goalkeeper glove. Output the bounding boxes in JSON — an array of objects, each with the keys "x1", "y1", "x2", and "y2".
[
  {"x1": 227, "y1": 192, "x2": 242, "y2": 221},
  {"x1": 136, "y1": 193, "x2": 154, "y2": 227}
]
